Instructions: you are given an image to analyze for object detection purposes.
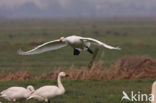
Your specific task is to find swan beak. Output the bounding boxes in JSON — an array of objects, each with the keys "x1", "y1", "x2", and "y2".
[
  {"x1": 59, "y1": 37, "x2": 64, "y2": 42},
  {"x1": 64, "y1": 73, "x2": 69, "y2": 77}
]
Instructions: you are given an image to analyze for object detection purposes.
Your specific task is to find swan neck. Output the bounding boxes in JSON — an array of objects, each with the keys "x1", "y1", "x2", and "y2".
[{"x1": 57, "y1": 75, "x2": 65, "y2": 91}]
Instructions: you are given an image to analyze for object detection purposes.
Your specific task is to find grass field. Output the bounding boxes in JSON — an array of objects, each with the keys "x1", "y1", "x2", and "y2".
[
  {"x1": 0, "y1": 19, "x2": 156, "y2": 103},
  {"x1": 0, "y1": 19, "x2": 156, "y2": 75},
  {"x1": 0, "y1": 79, "x2": 154, "y2": 103}
]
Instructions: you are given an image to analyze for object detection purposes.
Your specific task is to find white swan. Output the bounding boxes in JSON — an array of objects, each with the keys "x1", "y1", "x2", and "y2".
[
  {"x1": 0, "y1": 85, "x2": 35, "y2": 102},
  {"x1": 152, "y1": 81, "x2": 156, "y2": 103},
  {"x1": 18, "y1": 35, "x2": 121, "y2": 55},
  {"x1": 28, "y1": 72, "x2": 69, "y2": 103}
]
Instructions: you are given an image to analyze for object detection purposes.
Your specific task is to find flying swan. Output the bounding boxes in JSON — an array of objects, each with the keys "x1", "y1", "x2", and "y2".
[
  {"x1": 27, "y1": 72, "x2": 69, "y2": 103},
  {"x1": 18, "y1": 35, "x2": 121, "y2": 55},
  {"x1": 0, "y1": 85, "x2": 35, "y2": 102}
]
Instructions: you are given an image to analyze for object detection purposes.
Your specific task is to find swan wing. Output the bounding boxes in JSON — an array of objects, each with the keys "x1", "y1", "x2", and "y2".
[
  {"x1": 81, "y1": 38, "x2": 121, "y2": 50},
  {"x1": 1, "y1": 87, "x2": 25, "y2": 94},
  {"x1": 29, "y1": 86, "x2": 59, "y2": 100},
  {"x1": 0, "y1": 87, "x2": 27, "y2": 99},
  {"x1": 32, "y1": 86, "x2": 59, "y2": 97},
  {"x1": 17, "y1": 39, "x2": 67, "y2": 55}
]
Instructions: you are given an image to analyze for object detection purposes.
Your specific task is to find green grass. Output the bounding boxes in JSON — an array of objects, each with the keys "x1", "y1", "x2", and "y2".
[
  {"x1": 0, "y1": 79, "x2": 154, "y2": 103},
  {"x1": 0, "y1": 19, "x2": 156, "y2": 75},
  {"x1": 0, "y1": 19, "x2": 156, "y2": 103}
]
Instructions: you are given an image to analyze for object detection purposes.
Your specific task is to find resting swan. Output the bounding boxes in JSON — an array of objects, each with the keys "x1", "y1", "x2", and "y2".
[
  {"x1": 28, "y1": 72, "x2": 69, "y2": 103},
  {"x1": 18, "y1": 35, "x2": 121, "y2": 55},
  {"x1": 0, "y1": 85, "x2": 34, "y2": 102}
]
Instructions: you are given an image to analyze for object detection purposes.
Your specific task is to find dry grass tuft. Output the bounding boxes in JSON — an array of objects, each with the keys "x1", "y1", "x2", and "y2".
[
  {"x1": 37, "y1": 63, "x2": 110, "y2": 80},
  {"x1": 112, "y1": 56, "x2": 156, "y2": 79},
  {"x1": 37, "y1": 68, "x2": 62, "y2": 80},
  {"x1": 0, "y1": 70, "x2": 32, "y2": 81},
  {"x1": 0, "y1": 56, "x2": 156, "y2": 81},
  {"x1": 67, "y1": 62, "x2": 111, "y2": 80}
]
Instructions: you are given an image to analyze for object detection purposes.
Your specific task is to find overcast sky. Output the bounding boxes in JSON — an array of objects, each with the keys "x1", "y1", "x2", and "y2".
[{"x1": 0, "y1": 0, "x2": 156, "y2": 18}]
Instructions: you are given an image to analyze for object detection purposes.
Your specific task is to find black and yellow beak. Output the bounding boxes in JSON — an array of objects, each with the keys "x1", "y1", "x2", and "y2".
[
  {"x1": 64, "y1": 73, "x2": 69, "y2": 77},
  {"x1": 60, "y1": 37, "x2": 64, "y2": 42}
]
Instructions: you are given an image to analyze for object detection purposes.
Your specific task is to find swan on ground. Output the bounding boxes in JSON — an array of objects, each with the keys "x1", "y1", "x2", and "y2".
[
  {"x1": 27, "y1": 72, "x2": 69, "y2": 103},
  {"x1": 18, "y1": 35, "x2": 121, "y2": 55},
  {"x1": 0, "y1": 85, "x2": 35, "y2": 102}
]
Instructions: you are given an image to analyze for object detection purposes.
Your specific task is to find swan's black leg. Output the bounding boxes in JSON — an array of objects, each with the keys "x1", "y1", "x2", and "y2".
[
  {"x1": 73, "y1": 48, "x2": 80, "y2": 55},
  {"x1": 48, "y1": 100, "x2": 50, "y2": 103},
  {"x1": 86, "y1": 47, "x2": 93, "y2": 54}
]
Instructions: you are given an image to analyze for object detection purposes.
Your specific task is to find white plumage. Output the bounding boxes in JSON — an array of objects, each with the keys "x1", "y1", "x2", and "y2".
[
  {"x1": 151, "y1": 81, "x2": 156, "y2": 103},
  {"x1": 18, "y1": 35, "x2": 121, "y2": 55},
  {"x1": 28, "y1": 72, "x2": 69, "y2": 103},
  {"x1": 0, "y1": 85, "x2": 35, "y2": 102}
]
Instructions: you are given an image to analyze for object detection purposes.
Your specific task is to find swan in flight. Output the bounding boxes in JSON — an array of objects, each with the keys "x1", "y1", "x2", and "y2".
[
  {"x1": 28, "y1": 72, "x2": 69, "y2": 103},
  {"x1": 0, "y1": 85, "x2": 35, "y2": 102},
  {"x1": 18, "y1": 35, "x2": 121, "y2": 55}
]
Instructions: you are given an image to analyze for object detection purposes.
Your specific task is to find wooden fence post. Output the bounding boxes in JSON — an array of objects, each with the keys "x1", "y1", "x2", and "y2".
[{"x1": 88, "y1": 48, "x2": 99, "y2": 69}]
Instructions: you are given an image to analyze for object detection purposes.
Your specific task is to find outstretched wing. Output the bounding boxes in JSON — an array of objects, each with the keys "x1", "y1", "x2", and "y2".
[
  {"x1": 81, "y1": 38, "x2": 121, "y2": 50},
  {"x1": 18, "y1": 39, "x2": 67, "y2": 55}
]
